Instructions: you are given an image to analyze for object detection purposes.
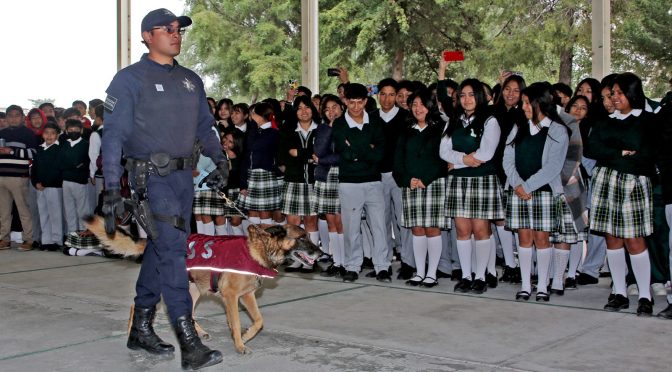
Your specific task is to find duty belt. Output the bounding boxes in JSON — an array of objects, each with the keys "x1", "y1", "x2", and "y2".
[{"x1": 125, "y1": 156, "x2": 194, "y2": 176}]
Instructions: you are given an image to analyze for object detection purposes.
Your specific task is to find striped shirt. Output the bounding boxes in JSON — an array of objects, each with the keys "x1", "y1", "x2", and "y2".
[{"x1": 0, "y1": 126, "x2": 39, "y2": 177}]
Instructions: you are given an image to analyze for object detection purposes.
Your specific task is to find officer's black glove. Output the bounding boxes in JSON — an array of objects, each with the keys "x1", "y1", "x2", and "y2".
[
  {"x1": 199, "y1": 160, "x2": 229, "y2": 192},
  {"x1": 101, "y1": 189, "x2": 125, "y2": 235}
]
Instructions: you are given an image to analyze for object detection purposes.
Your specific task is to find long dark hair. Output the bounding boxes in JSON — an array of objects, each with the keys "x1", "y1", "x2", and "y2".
[
  {"x1": 215, "y1": 98, "x2": 233, "y2": 122},
  {"x1": 494, "y1": 75, "x2": 527, "y2": 111},
  {"x1": 292, "y1": 95, "x2": 320, "y2": 124},
  {"x1": 513, "y1": 82, "x2": 568, "y2": 145},
  {"x1": 319, "y1": 94, "x2": 344, "y2": 125},
  {"x1": 405, "y1": 88, "x2": 442, "y2": 127},
  {"x1": 613, "y1": 72, "x2": 646, "y2": 110},
  {"x1": 445, "y1": 78, "x2": 492, "y2": 138}
]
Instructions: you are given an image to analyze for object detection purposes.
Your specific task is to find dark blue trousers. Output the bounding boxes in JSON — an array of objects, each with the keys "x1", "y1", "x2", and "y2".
[{"x1": 133, "y1": 169, "x2": 194, "y2": 324}]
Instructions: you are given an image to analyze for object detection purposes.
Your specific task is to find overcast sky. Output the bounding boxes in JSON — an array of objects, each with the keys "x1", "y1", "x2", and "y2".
[{"x1": 1, "y1": 0, "x2": 186, "y2": 111}]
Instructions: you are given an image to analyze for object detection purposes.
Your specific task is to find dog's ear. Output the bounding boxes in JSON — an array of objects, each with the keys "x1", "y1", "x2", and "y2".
[{"x1": 247, "y1": 224, "x2": 270, "y2": 239}]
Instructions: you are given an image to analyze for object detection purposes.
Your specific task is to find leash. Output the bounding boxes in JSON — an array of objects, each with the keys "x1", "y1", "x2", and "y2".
[{"x1": 215, "y1": 190, "x2": 266, "y2": 235}]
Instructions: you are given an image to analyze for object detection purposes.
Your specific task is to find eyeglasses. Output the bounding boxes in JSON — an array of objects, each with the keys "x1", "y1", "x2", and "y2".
[{"x1": 152, "y1": 25, "x2": 186, "y2": 35}]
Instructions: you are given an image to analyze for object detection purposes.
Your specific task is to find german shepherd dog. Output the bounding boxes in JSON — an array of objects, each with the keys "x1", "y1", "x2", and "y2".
[{"x1": 86, "y1": 216, "x2": 321, "y2": 354}]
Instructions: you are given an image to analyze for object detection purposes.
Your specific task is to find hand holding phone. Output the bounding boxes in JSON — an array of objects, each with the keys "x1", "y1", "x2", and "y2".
[{"x1": 442, "y1": 50, "x2": 464, "y2": 62}]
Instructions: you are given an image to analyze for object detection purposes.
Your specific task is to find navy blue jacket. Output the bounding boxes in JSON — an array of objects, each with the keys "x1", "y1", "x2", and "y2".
[
  {"x1": 312, "y1": 123, "x2": 339, "y2": 182},
  {"x1": 240, "y1": 126, "x2": 279, "y2": 189},
  {"x1": 102, "y1": 54, "x2": 224, "y2": 189}
]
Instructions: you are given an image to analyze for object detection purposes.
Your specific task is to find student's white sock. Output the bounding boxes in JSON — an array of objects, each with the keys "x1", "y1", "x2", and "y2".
[
  {"x1": 536, "y1": 248, "x2": 552, "y2": 292},
  {"x1": 309, "y1": 231, "x2": 320, "y2": 246},
  {"x1": 231, "y1": 224, "x2": 245, "y2": 236},
  {"x1": 473, "y1": 239, "x2": 491, "y2": 281},
  {"x1": 202, "y1": 222, "x2": 215, "y2": 236},
  {"x1": 248, "y1": 216, "x2": 261, "y2": 225},
  {"x1": 318, "y1": 219, "x2": 329, "y2": 252},
  {"x1": 336, "y1": 233, "x2": 345, "y2": 267},
  {"x1": 412, "y1": 235, "x2": 428, "y2": 278},
  {"x1": 196, "y1": 220, "x2": 204, "y2": 234},
  {"x1": 487, "y1": 235, "x2": 497, "y2": 276},
  {"x1": 606, "y1": 248, "x2": 627, "y2": 296},
  {"x1": 456, "y1": 239, "x2": 472, "y2": 279},
  {"x1": 261, "y1": 218, "x2": 273, "y2": 225},
  {"x1": 329, "y1": 232, "x2": 340, "y2": 265},
  {"x1": 426, "y1": 236, "x2": 442, "y2": 280},
  {"x1": 518, "y1": 246, "x2": 533, "y2": 293},
  {"x1": 568, "y1": 242, "x2": 582, "y2": 278},
  {"x1": 630, "y1": 250, "x2": 652, "y2": 300},
  {"x1": 214, "y1": 224, "x2": 228, "y2": 236},
  {"x1": 552, "y1": 248, "x2": 570, "y2": 290},
  {"x1": 275, "y1": 218, "x2": 287, "y2": 225},
  {"x1": 496, "y1": 225, "x2": 516, "y2": 268}
]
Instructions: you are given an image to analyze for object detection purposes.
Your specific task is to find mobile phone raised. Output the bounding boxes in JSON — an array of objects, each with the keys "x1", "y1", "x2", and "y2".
[{"x1": 442, "y1": 50, "x2": 464, "y2": 62}]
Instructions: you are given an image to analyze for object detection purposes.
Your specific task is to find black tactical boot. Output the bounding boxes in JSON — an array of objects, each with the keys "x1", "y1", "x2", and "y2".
[
  {"x1": 127, "y1": 306, "x2": 175, "y2": 354},
  {"x1": 175, "y1": 315, "x2": 223, "y2": 370}
]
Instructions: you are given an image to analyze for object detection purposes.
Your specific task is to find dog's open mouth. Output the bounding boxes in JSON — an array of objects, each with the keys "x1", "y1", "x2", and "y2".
[{"x1": 292, "y1": 250, "x2": 316, "y2": 266}]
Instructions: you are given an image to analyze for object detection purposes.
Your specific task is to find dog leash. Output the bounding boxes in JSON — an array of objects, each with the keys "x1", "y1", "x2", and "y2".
[{"x1": 215, "y1": 190, "x2": 265, "y2": 235}]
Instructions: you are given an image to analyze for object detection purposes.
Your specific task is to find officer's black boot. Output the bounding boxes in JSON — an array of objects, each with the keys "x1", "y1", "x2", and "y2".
[
  {"x1": 127, "y1": 306, "x2": 175, "y2": 355},
  {"x1": 175, "y1": 315, "x2": 223, "y2": 370}
]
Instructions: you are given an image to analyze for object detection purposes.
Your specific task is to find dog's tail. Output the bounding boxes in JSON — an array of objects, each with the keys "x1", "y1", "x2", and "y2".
[{"x1": 84, "y1": 215, "x2": 146, "y2": 257}]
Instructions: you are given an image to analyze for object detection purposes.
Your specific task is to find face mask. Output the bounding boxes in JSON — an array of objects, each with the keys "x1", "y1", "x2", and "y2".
[{"x1": 67, "y1": 132, "x2": 81, "y2": 141}]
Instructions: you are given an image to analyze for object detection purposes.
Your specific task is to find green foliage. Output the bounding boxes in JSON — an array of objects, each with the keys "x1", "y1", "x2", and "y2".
[{"x1": 28, "y1": 98, "x2": 55, "y2": 108}]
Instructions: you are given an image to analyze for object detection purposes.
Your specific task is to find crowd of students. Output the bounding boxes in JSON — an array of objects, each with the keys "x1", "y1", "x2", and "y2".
[{"x1": 2, "y1": 66, "x2": 672, "y2": 318}]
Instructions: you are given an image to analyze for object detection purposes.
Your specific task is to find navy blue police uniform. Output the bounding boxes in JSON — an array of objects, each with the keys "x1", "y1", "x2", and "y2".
[{"x1": 102, "y1": 53, "x2": 224, "y2": 324}]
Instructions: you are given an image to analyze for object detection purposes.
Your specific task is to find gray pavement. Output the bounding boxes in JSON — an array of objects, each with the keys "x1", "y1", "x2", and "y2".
[{"x1": 1, "y1": 245, "x2": 670, "y2": 371}]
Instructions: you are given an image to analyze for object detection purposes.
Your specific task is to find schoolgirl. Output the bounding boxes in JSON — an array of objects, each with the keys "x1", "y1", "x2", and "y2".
[
  {"x1": 584, "y1": 72, "x2": 657, "y2": 315},
  {"x1": 215, "y1": 98, "x2": 234, "y2": 134},
  {"x1": 192, "y1": 127, "x2": 227, "y2": 236},
  {"x1": 280, "y1": 95, "x2": 321, "y2": 272},
  {"x1": 394, "y1": 89, "x2": 449, "y2": 288},
  {"x1": 440, "y1": 78, "x2": 504, "y2": 294},
  {"x1": 503, "y1": 82, "x2": 569, "y2": 302},
  {"x1": 221, "y1": 128, "x2": 245, "y2": 235},
  {"x1": 314, "y1": 94, "x2": 346, "y2": 277}
]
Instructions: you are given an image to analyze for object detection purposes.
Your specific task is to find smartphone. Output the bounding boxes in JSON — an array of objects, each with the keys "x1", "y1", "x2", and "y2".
[
  {"x1": 367, "y1": 84, "x2": 379, "y2": 96},
  {"x1": 327, "y1": 68, "x2": 341, "y2": 77},
  {"x1": 442, "y1": 50, "x2": 464, "y2": 62},
  {"x1": 288, "y1": 79, "x2": 298, "y2": 90}
]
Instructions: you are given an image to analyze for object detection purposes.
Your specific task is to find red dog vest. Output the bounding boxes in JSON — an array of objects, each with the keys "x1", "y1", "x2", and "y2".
[{"x1": 186, "y1": 234, "x2": 277, "y2": 279}]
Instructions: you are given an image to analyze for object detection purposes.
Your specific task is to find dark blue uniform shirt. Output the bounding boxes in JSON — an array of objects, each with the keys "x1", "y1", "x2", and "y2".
[{"x1": 102, "y1": 54, "x2": 224, "y2": 189}]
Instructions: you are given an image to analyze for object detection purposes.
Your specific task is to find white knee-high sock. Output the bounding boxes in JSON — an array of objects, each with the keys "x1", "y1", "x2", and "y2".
[
  {"x1": 231, "y1": 224, "x2": 245, "y2": 236},
  {"x1": 473, "y1": 239, "x2": 491, "y2": 280},
  {"x1": 309, "y1": 231, "x2": 320, "y2": 246},
  {"x1": 518, "y1": 246, "x2": 533, "y2": 293},
  {"x1": 568, "y1": 242, "x2": 582, "y2": 278},
  {"x1": 214, "y1": 224, "x2": 228, "y2": 236},
  {"x1": 412, "y1": 235, "x2": 428, "y2": 278},
  {"x1": 274, "y1": 218, "x2": 287, "y2": 225},
  {"x1": 202, "y1": 222, "x2": 215, "y2": 236},
  {"x1": 496, "y1": 225, "x2": 516, "y2": 268},
  {"x1": 606, "y1": 248, "x2": 627, "y2": 296},
  {"x1": 261, "y1": 218, "x2": 273, "y2": 225},
  {"x1": 456, "y1": 239, "x2": 472, "y2": 279},
  {"x1": 487, "y1": 235, "x2": 497, "y2": 275},
  {"x1": 329, "y1": 232, "x2": 340, "y2": 264},
  {"x1": 552, "y1": 248, "x2": 570, "y2": 290},
  {"x1": 248, "y1": 216, "x2": 261, "y2": 225},
  {"x1": 196, "y1": 220, "x2": 204, "y2": 234},
  {"x1": 630, "y1": 250, "x2": 651, "y2": 300},
  {"x1": 426, "y1": 236, "x2": 442, "y2": 280},
  {"x1": 336, "y1": 233, "x2": 345, "y2": 266},
  {"x1": 536, "y1": 248, "x2": 552, "y2": 292},
  {"x1": 318, "y1": 219, "x2": 329, "y2": 252}
]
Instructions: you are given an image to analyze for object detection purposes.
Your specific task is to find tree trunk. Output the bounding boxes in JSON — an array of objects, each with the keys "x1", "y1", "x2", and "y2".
[
  {"x1": 392, "y1": 48, "x2": 404, "y2": 81},
  {"x1": 558, "y1": 47, "x2": 573, "y2": 85}
]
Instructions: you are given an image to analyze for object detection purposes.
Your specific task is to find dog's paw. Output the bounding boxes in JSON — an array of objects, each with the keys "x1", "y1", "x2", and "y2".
[
  {"x1": 201, "y1": 332, "x2": 210, "y2": 341},
  {"x1": 235, "y1": 345, "x2": 252, "y2": 355}
]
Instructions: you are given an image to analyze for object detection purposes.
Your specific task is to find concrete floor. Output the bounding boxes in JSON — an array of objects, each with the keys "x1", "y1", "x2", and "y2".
[{"x1": 1, "y1": 245, "x2": 670, "y2": 372}]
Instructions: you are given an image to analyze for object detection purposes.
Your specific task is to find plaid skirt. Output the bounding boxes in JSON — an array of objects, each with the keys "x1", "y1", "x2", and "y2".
[
  {"x1": 314, "y1": 166, "x2": 340, "y2": 215},
  {"x1": 589, "y1": 166, "x2": 653, "y2": 238},
  {"x1": 401, "y1": 177, "x2": 450, "y2": 229},
  {"x1": 551, "y1": 194, "x2": 588, "y2": 244},
  {"x1": 505, "y1": 189, "x2": 556, "y2": 232},
  {"x1": 237, "y1": 169, "x2": 281, "y2": 211},
  {"x1": 65, "y1": 232, "x2": 102, "y2": 249},
  {"x1": 281, "y1": 182, "x2": 317, "y2": 216},
  {"x1": 222, "y1": 188, "x2": 241, "y2": 217},
  {"x1": 445, "y1": 174, "x2": 504, "y2": 220},
  {"x1": 193, "y1": 189, "x2": 225, "y2": 215}
]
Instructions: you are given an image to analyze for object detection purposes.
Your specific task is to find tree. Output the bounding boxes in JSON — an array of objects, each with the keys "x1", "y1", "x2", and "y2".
[{"x1": 28, "y1": 98, "x2": 55, "y2": 108}]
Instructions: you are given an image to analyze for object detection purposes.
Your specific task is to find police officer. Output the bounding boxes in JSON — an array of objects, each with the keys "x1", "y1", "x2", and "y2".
[{"x1": 101, "y1": 8, "x2": 227, "y2": 370}]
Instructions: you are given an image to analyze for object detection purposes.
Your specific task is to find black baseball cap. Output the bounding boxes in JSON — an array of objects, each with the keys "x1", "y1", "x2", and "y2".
[{"x1": 141, "y1": 8, "x2": 192, "y2": 33}]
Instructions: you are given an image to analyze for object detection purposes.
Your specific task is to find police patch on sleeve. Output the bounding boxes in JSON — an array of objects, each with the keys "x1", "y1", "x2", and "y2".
[{"x1": 104, "y1": 94, "x2": 118, "y2": 112}]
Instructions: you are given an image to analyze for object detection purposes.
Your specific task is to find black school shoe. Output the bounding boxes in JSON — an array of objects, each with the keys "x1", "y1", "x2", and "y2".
[
  {"x1": 376, "y1": 267, "x2": 392, "y2": 283},
  {"x1": 320, "y1": 264, "x2": 342, "y2": 277},
  {"x1": 342, "y1": 271, "x2": 358, "y2": 283},
  {"x1": 436, "y1": 269, "x2": 451, "y2": 279},
  {"x1": 361, "y1": 257, "x2": 374, "y2": 270},
  {"x1": 454, "y1": 278, "x2": 472, "y2": 293},
  {"x1": 396, "y1": 262, "x2": 415, "y2": 280},
  {"x1": 365, "y1": 270, "x2": 377, "y2": 278},
  {"x1": 471, "y1": 279, "x2": 487, "y2": 294},
  {"x1": 485, "y1": 272, "x2": 498, "y2": 288},
  {"x1": 451, "y1": 269, "x2": 463, "y2": 282},
  {"x1": 657, "y1": 304, "x2": 672, "y2": 319},
  {"x1": 636, "y1": 298, "x2": 654, "y2": 317},
  {"x1": 420, "y1": 277, "x2": 438, "y2": 288},
  {"x1": 564, "y1": 277, "x2": 577, "y2": 289},
  {"x1": 577, "y1": 273, "x2": 599, "y2": 285},
  {"x1": 604, "y1": 294, "x2": 629, "y2": 311}
]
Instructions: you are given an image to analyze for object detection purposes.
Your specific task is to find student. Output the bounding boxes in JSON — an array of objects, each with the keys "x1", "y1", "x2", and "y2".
[
  {"x1": 503, "y1": 82, "x2": 569, "y2": 302},
  {"x1": 193, "y1": 129, "x2": 227, "y2": 236},
  {"x1": 584, "y1": 72, "x2": 658, "y2": 315},
  {"x1": 394, "y1": 89, "x2": 449, "y2": 287},
  {"x1": 440, "y1": 79, "x2": 503, "y2": 294},
  {"x1": 60, "y1": 119, "x2": 92, "y2": 234},
  {"x1": 280, "y1": 95, "x2": 321, "y2": 272},
  {"x1": 31, "y1": 123, "x2": 63, "y2": 251},
  {"x1": 221, "y1": 128, "x2": 245, "y2": 235},
  {"x1": 332, "y1": 83, "x2": 388, "y2": 283}
]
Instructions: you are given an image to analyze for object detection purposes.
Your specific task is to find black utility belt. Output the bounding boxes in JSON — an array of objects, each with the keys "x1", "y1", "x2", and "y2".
[{"x1": 125, "y1": 153, "x2": 194, "y2": 177}]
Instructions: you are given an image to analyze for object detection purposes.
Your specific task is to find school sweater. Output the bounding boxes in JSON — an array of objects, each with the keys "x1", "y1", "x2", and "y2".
[
  {"x1": 0, "y1": 125, "x2": 39, "y2": 178},
  {"x1": 60, "y1": 138, "x2": 90, "y2": 184},
  {"x1": 312, "y1": 123, "x2": 339, "y2": 183},
  {"x1": 240, "y1": 124, "x2": 279, "y2": 189},
  {"x1": 280, "y1": 122, "x2": 317, "y2": 184},
  {"x1": 393, "y1": 123, "x2": 447, "y2": 187},
  {"x1": 493, "y1": 105, "x2": 526, "y2": 184},
  {"x1": 584, "y1": 110, "x2": 658, "y2": 177},
  {"x1": 369, "y1": 107, "x2": 408, "y2": 173},
  {"x1": 332, "y1": 112, "x2": 385, "y2": 183},
  {"x1": 31, "y1": 142, "x2": 63, "y2": 188}
]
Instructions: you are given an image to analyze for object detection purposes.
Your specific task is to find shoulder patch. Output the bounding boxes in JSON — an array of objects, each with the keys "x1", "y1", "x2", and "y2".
[{"x1": 104, "y1": 95, "x2": 118, "y2": 112}]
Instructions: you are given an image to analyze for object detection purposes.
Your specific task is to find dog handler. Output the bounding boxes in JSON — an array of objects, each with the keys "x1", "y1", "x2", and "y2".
[{"x1": 101, "y1": 9, "x2": 227, "y2": 370}]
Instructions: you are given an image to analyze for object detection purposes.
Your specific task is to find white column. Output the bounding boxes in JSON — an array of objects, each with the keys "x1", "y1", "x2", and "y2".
[
  {"x1": 591, "y1": 0, "x2": 610, "y2": 80},
  {"x1": 117, "y1": 0, "x2": 132, "y2": 70},
  {"x1": 301, "y1": 0, "x2": 319, "y2": 94}
]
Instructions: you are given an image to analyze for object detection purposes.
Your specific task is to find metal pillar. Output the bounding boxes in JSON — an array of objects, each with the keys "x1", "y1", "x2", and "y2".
[
  {"x1": 591, "y1": 0, "x2": 610, "y2": 80},
  {"x1": 117, "y1": 0, "x2": 131, "y2": 70},
  {"x1": 301, "y1": 0, "x2": 319, "y2": 94}
]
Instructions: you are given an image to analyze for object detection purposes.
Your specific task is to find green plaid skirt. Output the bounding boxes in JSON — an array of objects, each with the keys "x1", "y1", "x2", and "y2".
[
  {"x1": 221, "y1": 188, "x2": 241, "y2": 217},
  {"x1": 314, "y1": 166, "x2": 340, "y2": 215},
  {"x1": 281, "y1": 182, "x2": 317, "y2": 216},
  {"x1": 445, "y1": 174, "x2": 504, "y2": 220},
  {"x1": 65, "y1": 232, "x2": 102, "y2": 249},
  {"x1": 589, "y1": 166, "x2": 653, "y2": 238},
  {"x1": 551, "y1": 194, "x2": 588, "y2": 244},
  {"x1": 238, "y1": 169, "x2": 281, "y2": 211},
  {"x1": 193, "y1": 189, "x2": 225, "y2": 215},
  {"x1": 401, "y1": 177, "x2": 450, "y2": 229},
  {"x1": 505, "y1": 189, "x2": 556, "y2": 232}
]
